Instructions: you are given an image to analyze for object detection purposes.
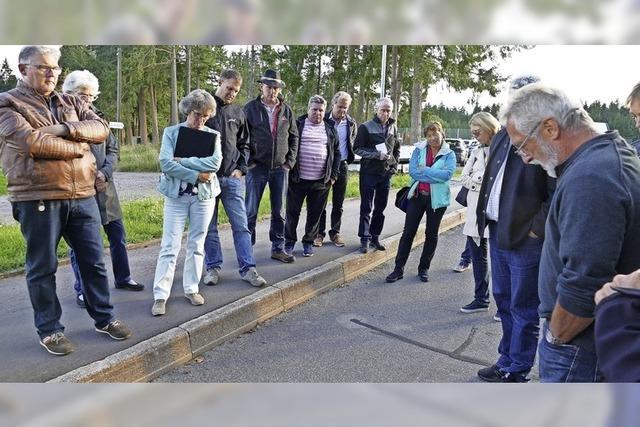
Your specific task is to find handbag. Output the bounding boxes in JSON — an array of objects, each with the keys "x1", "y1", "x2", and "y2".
[
  {"x1": 395, "y1": 186, "x2": 410, "y2": 212},
  {"x1": 455, "y1": 186, "x2": 469, "y2": 207}
]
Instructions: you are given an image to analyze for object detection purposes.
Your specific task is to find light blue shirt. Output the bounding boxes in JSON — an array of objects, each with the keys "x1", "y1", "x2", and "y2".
[{"x1": 333, "y1": 115, "x2": 349, "y2": 161}]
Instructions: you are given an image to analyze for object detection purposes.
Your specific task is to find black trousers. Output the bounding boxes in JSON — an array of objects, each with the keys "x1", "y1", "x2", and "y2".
[
  {"x1": 358, "y1": 172, "x2": 391, "y2": 241},
  {"x1": 394, "y1": 193, "x2": 446, "y2": 272},
  {"x1": 285, "y1": 178, "x2": 331, "y2": 245},
  {"x1": 318, "y1": 161, "x2": 348, "y2": 237}
]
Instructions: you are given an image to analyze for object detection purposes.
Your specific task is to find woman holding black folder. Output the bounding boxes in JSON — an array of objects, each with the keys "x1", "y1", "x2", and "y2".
[{"x1": 151, "y1": 89, "x2": 222, "y2": 317}]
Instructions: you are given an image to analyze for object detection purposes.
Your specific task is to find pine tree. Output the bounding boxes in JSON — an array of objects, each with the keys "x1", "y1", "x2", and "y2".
[{"x1": 0, "y1": 58, "x2": 18, "y2": 93}]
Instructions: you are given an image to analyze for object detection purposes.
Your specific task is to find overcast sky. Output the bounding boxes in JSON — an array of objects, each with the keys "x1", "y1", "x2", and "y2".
[{"x1": 2, "y1": 45, "x2": 638, "y2": 112}]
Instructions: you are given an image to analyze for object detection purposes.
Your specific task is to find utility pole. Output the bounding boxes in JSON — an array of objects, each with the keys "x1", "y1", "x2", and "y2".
[
  {"x1": 116, "y1": 46, "x2": 121, "y2": 122},
  {"x1": 380, "y1": 45, "x2": 387, "y2": 98}
]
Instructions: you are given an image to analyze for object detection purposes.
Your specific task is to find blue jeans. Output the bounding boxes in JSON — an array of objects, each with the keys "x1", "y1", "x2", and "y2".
[
  {"x1": 460, "y1": 240, "x2": 472, "y2": 264},
  {"x1": 538, "y1": 320, "x2": 601, "y2": 382},
  {"x1": 204, "y1": 176, "x2": 256, "y2": 276},
  {"x1": 245, "y1": 164, "x2": 288, "y2": 252},
  {"x1": 467, "y1": 236, "x2": 489, "y2": 302},
  {"x1": 12, "y1": 198, "x2": 114, "y2": 338},
  {"x1": 358, "y1": 172, "x2": 391, "y2": 241},
  {"x1": 69, "y1": 218, "x2": 133, "y2": 296},
  {"x1": 489, "y1": 222, "x2": 541, "y2": 374}
]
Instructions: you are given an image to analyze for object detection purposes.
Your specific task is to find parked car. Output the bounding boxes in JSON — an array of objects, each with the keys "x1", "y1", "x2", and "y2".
[{"x1": 445, "y1": 138, "x2": 468, "y2": 165}]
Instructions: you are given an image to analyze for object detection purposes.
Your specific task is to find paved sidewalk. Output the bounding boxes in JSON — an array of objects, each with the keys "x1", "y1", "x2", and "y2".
[{"x1": 0, "y1": 186, "x2": 463, "y2": 382}]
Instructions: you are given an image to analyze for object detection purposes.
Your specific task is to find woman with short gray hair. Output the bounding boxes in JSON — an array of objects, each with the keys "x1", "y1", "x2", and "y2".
[{"x1": 151, "y1": 89, "x2": 223, "y2": 316}]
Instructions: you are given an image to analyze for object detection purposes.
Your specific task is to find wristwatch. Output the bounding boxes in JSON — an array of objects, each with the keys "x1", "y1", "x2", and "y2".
[{"x1": 545, "y1": 328, "x2": 568, "y2": 345}]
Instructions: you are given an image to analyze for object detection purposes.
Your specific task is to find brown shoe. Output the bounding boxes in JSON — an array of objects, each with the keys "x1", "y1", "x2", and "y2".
[
  {"x1": 330, "y1": 233, "x2": 345, "y2": 247},
  {"x1": 271, "y1": 251, "x2": 295, "y2": 263},
  {"x1": 313, "y1": 235, "x2": 324, "y2": 247}
]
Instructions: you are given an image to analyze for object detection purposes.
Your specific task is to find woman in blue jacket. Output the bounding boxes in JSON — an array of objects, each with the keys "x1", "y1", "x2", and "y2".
[
  {"x1": 151, "y1": 89, "x2": 222, "y2": 316},
  {"x1": 386, "y1": 121, "x2": 456, "y2": 283}
]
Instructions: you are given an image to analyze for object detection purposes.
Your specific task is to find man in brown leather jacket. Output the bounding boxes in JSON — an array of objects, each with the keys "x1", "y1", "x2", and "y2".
[{"x1": 0, "y1": 46, "x2": 132, "y2": 356}]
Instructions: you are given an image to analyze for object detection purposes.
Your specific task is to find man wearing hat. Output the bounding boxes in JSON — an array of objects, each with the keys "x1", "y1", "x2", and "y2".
[{"x1": 244, "y1": 69, "x2": 299, "y2": 263}]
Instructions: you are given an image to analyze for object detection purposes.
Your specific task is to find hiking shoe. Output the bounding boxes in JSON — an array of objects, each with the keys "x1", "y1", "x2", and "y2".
[
  {"x1": 477, "y1": 364, "x2": 506, "y2": 383},
  {"x1": 460, "y1": 300, "x2": 490, "y2": 314},
  {"x1": 203, "y1": 268, "x2": 220, "y2": 286},
  {"x1": 302, "y1": 243, "x2": 314, "y2": 257},
  {"x1": 242, "y1": 267, "x2": 267, "y2": 287},
  {"x1": 493, "y1": 313, "x2": 502, "y2": 322},
  {"x1": 386, "y1": 268, "x2": 404, "y2": 283},
  {"x1": 40, "y1": 331, "x2": 75, "y2": 356},
  {"x1": 96, "y1": 320, "x2": 132, "y2": 340},
  {"x1": 114, "y1": 279, "x2": 144, "y2": 291},
  {"x1": 418, "y1": 270, "x2": 429, "y2": 282},
  {"x1": 272, "y1": 250, "x2": 295, "y2": 263},
  {"x1": 330, "y1": 233, "x2": 345, "y2": 247},
  {"x1": 152, "y1": 299, "x2": 166, "y2": 316},
  {"x1": 313, "y1": 235, "x2": 324, "y2": 247},
  {"x1": 185, "y1": 293, "x2": 205, "y2": 306},
  {"x1": 503, "y1": 372, "x2": 530, "y2": 383},
  {"x1": 76, "y1": 294, "x2": 86, "y2": 309},
  {"x1": 453, "y1": 261, "x2": 471, "y2": 272},
  {"x1": 370, "y1": 238, "x2": 386, "y2": 251}
]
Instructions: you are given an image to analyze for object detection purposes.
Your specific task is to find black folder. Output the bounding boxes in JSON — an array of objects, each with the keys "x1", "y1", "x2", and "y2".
[{"x1": 174, "y1": 126, "x2": 216, "y2": 158}]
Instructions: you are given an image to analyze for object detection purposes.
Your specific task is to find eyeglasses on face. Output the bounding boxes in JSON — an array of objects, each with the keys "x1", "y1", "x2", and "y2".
[
  {"x1": 24, "y1": 64, "x2": 62, "y2": 74},
  {"x1": 513, "y1": 121, "x2": 542, "y2": 157},
  {"x1": 77, "y1": 93, "x2": 99, "y2": 102}
]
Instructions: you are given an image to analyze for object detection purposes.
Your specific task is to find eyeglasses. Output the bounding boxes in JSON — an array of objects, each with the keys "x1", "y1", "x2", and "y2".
[
  {"x1": 77, "y1": 93, "x2": 99, "y2": 102},
  {"x1": 24, "y1": 64, "x2": 62, "y2": 75},
  {"x1": 513, "y1": 121, "x2": 542, "y2": 157}
]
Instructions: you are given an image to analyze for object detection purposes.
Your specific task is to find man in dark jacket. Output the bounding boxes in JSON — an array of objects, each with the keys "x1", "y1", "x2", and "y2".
[
  {"x1": 285, "y1": 95, "x2": 340, "y2": 257},
  {"x1": 503, "y1": 83, "x2": 640, "y2": 382},
  {"x1": 0, "y1": 46, "x2": 131, "y2": 356},
  {"x1": 475, "y1": 75, "x2": 555, "y2": 383},
  {"x1": 203, "y1": 69, "x2": 266, "y2": 287},
  {"x1": 62, "y1": 70, "x2": 144, "y2": 310},
  {"x1": 314, "y1": 91, "x2": 357, "y2": 248},
  {"x1": 626, "y1": 81, "x2": 640, "y2": 156},
  {"x1": 244, "y1": 69, "x2": 299, "y2": 263},
  {"x1": 353, "y1": 97, "x2": 400, "y2": 254}
]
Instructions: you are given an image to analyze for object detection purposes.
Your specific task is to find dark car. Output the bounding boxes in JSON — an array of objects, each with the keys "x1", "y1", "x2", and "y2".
[{"x1": 445, "y1": 138, "x2": 468, "y2": 165}]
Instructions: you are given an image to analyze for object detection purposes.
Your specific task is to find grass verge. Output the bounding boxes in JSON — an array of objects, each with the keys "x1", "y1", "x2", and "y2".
[{"x1": 117, "y1": 144, "x2": 161, "y2": 172}]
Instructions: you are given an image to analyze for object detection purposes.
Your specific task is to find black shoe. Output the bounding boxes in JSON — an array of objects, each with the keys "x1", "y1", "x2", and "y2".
[
  {"x1": 115, "y1": 280, "x2": 145, "y2": 291},
  {"x1": 359, "y1": 240, "x2": 369, "y2": 254},
  {"x1": 385, "y1": 268, "x2": 404, "y2": 283},
  {"x1": 477, "y1": 364, "x2": 506, "y2": 382},
  {"x1": 460, "y1": 299, "x2": 489, "y2": 313},
  {"x1": 370, "y1": 238, "x2": 386, "y2": 251},
  {"x1": 76, "y1": 294, "x2": 86, "y2": 309},
  {"x1": 418, "y1": 270, "x2": 429, "y2": 282},
  {"x1": 503, "y1": 372, "x2": 530, "y2": 383}
]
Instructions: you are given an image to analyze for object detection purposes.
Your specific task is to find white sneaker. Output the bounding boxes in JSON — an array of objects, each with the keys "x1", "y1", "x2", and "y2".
[
  {"x1": 493, "y1": 313, "x2": 502, "y2": 322},
  {"x1": 203, "y1": 268, "x2": 220, "y2": 286},
  {"x1": 152, "y1": 299, "x2": 166, "y2": 316},
  {"x1": 241, "y1": 267, "x2": 267, "y2": 287},
  {"x1": 185, "y1": 293, "x2": 205, "y2": 306}
]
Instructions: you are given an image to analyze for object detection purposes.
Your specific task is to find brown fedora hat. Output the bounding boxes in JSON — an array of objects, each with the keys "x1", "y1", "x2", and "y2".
[{"x1": 257, "y1": 69, "x2": 286, "y2": 88}]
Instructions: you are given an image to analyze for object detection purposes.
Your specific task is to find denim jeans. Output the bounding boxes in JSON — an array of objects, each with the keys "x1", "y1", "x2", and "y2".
[
  {"x1": 204, "y1": 176, "x2": 256, "y2": 276},
  {"x1": 538, "y1": 320, "x2": 601, "y2": 382},
  {"x1": 358, "y1": 172, "x2": 391, "y2": 241},
  {"x1": 467, "y1": 236, "x2": 489, "y2": 302},
  {"x1": 460, "y1": 240, "x2": 472, "y2": 264},
  {"x1": 12, "y1": 198, "x2": 114, "y2": 338},
  {"x1": 318, "y1": 161, "x2": 348, "y2": 238},
  {"x1": 285, "y1": 178, "x2": 331, "y2": 245},
  {"x1": 394, "y1": 194, "x2": 447, "y2": 272},
  {"x1": 152, "y1": 194, "x2": 215, "y2": 300},
  {"x1": 69, "y1": 218, "x2": 133, "y2": 296},
  {"x1": 489, "y1": 222, "x2": 541, "y2": 374},
  {"x1": 245, "y1": 164, "x2": 288, "y2": 252}
]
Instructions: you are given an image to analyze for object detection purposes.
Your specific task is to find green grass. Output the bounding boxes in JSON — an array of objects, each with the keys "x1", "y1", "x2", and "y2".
[
  {"x1": 0, "y1": 170, "x2": 7, "y2": 196},
  {"x1": 117, "y1": 144, "x2": 161, "y2": 172}
]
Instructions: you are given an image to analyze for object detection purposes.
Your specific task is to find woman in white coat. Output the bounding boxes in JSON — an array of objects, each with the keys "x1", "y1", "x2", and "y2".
[{"x1": 459, "y1": 112, "x2": 501, "y2": 314}]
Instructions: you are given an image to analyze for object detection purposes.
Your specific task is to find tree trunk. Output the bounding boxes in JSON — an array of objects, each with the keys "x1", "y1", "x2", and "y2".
[
  {"x1": 346, "y1": 45, "x2": 355, "y2": 96},
  {"x1": 391, "y1": 45, "x2": 401, "y2": 116},
  {"x1": 150, "y1": 83, "x2": 159, "y2": 144},
  {"x1": 137, "y1": 87, "x2": 148, "y2": 145},
  {"x1": 185, "y1": 45, "x2": 192, "y2": 94},
  {"x1": 125, "y1": 121, "x2": 133, "y2": 146},
  {"x1": 170, "y1": 45, "x2": 179, "y2": 125},
  {"x1": 357, "y1": 46, "x2": 369, "y2": 124},
  {"x1": 410, "y1": 61, "x2": 422, "y2": 142}
]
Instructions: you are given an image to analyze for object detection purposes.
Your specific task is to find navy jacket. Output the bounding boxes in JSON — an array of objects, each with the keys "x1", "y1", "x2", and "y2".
[
  {"x1": 291, "y1": 115, "x2": 340, "y2": 184},
  {"x1": 353, "y1": 116, "x2": 400, "y2": 176},
  {"x1": 324, "y1": 111, "x2": 357, "y2": 164},
  {"x1": 476, "y1": 127, "x2": 555, "y2": 250},
  {"x1": 631, "y1": 138, "x2": 640, "y2": 157}
]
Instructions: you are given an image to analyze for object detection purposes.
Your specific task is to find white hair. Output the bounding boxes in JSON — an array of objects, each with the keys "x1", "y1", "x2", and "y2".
[
  {"x1": 18, "y1": 46, "x2": 61, "y2": 64},
  {"x1": 62, "y1": 70, "x2": 100, "y2": 95},
  {"x1": 331, "y1": 91, "x2": 352, "y2": 106},
  {"x1": 375, "y1": 97, "x2": 393, "y2": 111},
  {"x1": 179, "y1": 89, "x2": 216, "y2": 116},
  {"x1": 500, "y1": 83, "x2": 597, "y2": 137},
  {"x1": 307, "y1": 94, "x2": 326, "y2": 109}
]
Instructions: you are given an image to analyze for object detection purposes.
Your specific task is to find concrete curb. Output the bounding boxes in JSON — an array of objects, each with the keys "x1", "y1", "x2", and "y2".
[{"x1": 48, "y1": 207, "x2": 466, "y2": 383}]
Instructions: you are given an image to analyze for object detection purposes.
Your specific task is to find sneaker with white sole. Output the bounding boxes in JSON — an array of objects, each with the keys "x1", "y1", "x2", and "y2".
[
  {"x1": 241, "y1": 267, "x2": 267, "y2": 287},
  {"x1": 40, "y1": 331, "x2": 75, "y2": 356},
  {"x1": 96, "y1": 319, "x2": 132, "y2": 340},
  {"x1": 203, "y1": 268, "x2": 220, "y2": 286},
  {"x1": 493, "y1": 313, "x2": 502, "y2": 322},
  {"x1": 460, "y1": 300, "x2": 490, "y2": 313},
  {"x1": 185, "y1": 292, "x2": 205, "y2": 306},
  {"x1": 152, "y1": 299, "x2": 166, "y2": 316},
  {"x1": 453, "y1": 261, "x2": 471, "y2": 272}
]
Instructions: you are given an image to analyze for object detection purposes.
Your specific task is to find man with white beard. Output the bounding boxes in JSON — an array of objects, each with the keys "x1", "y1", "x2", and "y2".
[{"x1": 502, "y1": 83, "x2": 640, "y2": 382}]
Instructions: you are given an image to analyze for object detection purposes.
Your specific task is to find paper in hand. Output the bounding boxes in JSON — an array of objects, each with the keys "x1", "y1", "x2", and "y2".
[{"x1": 375, "y1": 143, "x2": 388, "y2": 155}]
